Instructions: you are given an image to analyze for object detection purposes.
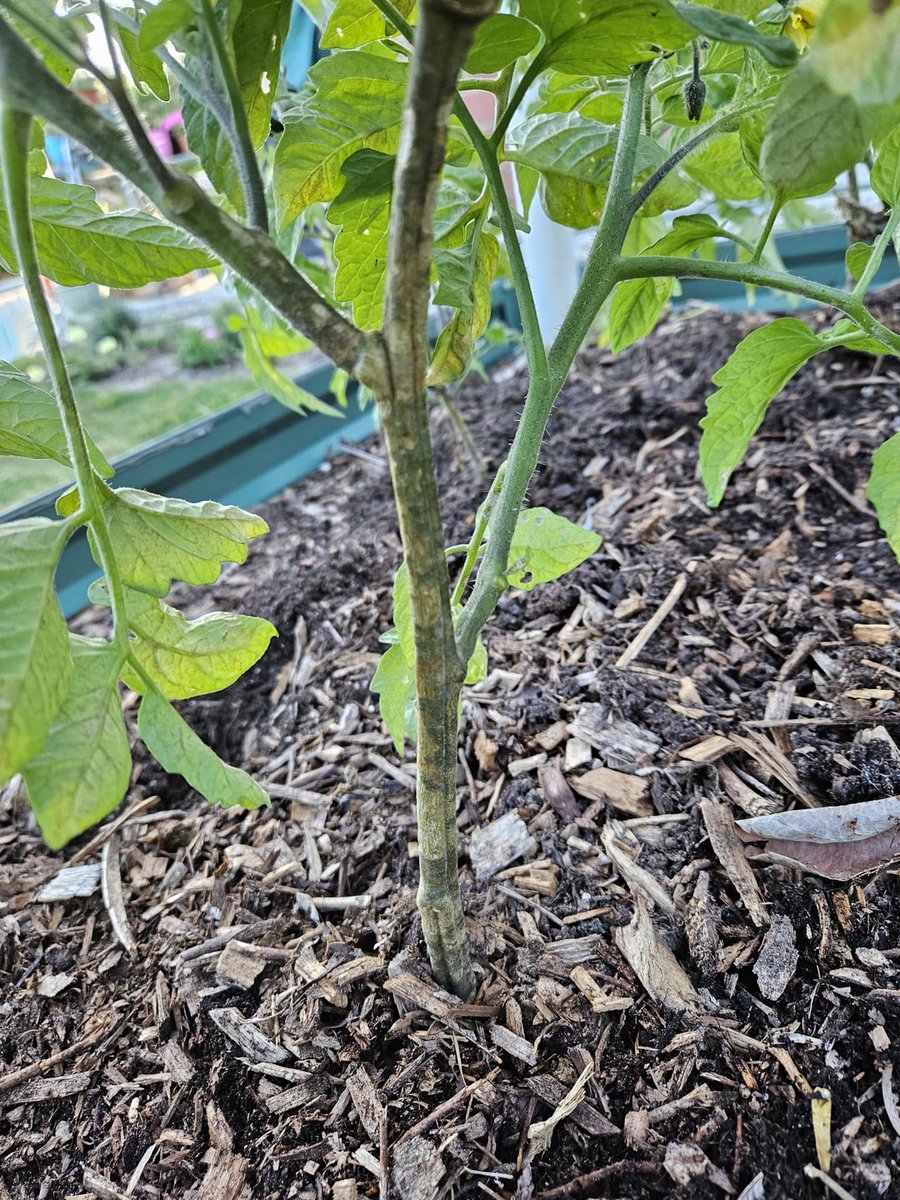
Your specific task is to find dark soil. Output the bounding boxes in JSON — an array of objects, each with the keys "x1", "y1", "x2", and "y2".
[{"x1": 3, "y1": 289, "x2": 900, "y2": 1200}]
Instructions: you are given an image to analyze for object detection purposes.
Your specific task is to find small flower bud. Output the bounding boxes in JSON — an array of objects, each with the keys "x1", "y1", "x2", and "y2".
[{"x1": 683, "y1": 76, "x2": 707, "y2": 123}]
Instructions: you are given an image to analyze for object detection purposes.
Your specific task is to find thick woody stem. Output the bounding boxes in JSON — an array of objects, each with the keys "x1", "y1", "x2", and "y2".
[{"x1": 380, "y1": 0, "x2": 495, "y2": 998}]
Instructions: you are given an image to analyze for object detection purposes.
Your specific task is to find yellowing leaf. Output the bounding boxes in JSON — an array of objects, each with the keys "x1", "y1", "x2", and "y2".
[
  {"x1": 329, "y1": 149, "x2": 394, "y2": 330},
  {"x1": 138, "y1": 687, "x2": 269, "y2": 809},
  {"x1": 506, "y1": 507, "x2": 602, "y2": 591},
  {"x1": 23, "y1": 638, "x2": 131, "y2": 850},
  {"x1": 98, "y1": 484, "x2": 268, "y2": 596},
  {"x1": 427, "y1": 228, "x2": 500, "y2": 387},
  {"x1": 700, "y1": 318, "x2": 822, "y2": 506},
  {"x1": 0, "y1": 519, "x2": 73, "y2": 783}
]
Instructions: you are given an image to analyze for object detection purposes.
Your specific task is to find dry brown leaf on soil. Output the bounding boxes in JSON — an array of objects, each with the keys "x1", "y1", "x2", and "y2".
[{"x1": 737, "y1": 797, "x2": 900, "y2": 880}]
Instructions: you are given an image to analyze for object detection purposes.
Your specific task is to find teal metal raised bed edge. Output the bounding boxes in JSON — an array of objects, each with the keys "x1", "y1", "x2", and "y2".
[{"x1": 3, "y1": 224, "x2": 895, "y2": 616}]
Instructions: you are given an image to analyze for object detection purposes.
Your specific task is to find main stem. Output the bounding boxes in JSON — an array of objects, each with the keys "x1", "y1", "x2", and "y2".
[{"x1": 380, "y1": 0, "x2": 494, "y2": 998}]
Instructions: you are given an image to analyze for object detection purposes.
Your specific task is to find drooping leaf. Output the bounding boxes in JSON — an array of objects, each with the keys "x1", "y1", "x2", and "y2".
[
  {"x1": 518, "y1": 0, "x2": 691, "y2": 77},
  {"x1": 465, "y1": 14, "x2": 540, "y2": 74},
  {"x1": 674, "y1": 4, "x2": 797, "y2": 67},
  {"x1": 0, "y1": 175, "x2": 213, "y2": 288},
  {"x1": 3, "y1": 0, "x2": 89, "y2": 83},
  {"x1": 759, "y1": 65, "x2": 868, "y2": 199},
  {"x1": 427, "y1": 227, "x2": 500, "y2": 386},
  {"x1": 138, "y1": 687, "x2": 269, "y2": 809},
  {"x1": 274, "y1": 52, "x2": 407, "y2": 227},
  {"x1": 238, "y1": 326, "x2": 343, "y2": 416},
  {"x1": 872, "y1": 124, "x2": 900, "y2": 207},
  {"x1": 506, "y1": 507, "x2": 602, "y2": 591},
  {"x1": 807, "y1": 0, "x2": 900, "y2": 109},
  {"x1": 329, "y1": 149, "x2": 394, "y2": 330},
  {"x1": 88, "y1": 484, "x2": 269, "y2": 597},
  {"x1": 0, "y1": 362, "x2": 113, "y2": 474},
  {"x1": 22, "y1": 638, "x2": 131, "y2": 850},
  {"x1": 370, "y1": 641, "x2": 414, "y2": 753},
  {"x1": 118, "y1": 10, "x2": 171, "y2": 100},
  {"x1": 89, "y1": 580, "x2": 277, "y2": 700},
  {"x1": 610, "y1": 214, "x2": 723, "y2": 352},
  {"x1": 0, "y1": 519, "x2": 73, "y2": 784},
  {"x1": 506, "y1": 112, "x2": 617, "y2": 228},
  {"x1": 700, "y1": 318, "x2": 822, "y2": 506}
]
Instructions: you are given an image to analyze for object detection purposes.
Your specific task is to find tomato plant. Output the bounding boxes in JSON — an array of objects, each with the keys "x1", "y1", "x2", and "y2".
[{"x1": 1, "y1": 0, "x2": 899, "y2": 997}]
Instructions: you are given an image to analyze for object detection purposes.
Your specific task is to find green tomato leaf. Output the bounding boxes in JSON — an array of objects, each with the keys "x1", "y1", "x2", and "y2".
[
  {"x1": 674, "y1": 4, "x2": 796, "y2": 67},
  {"x1": 465, "y1": 637, "x2": 488, "y2": 686},
  {"x1": 371, "y1": 642, "x2": 415, "y2": 754},
  {"x1": 506, "y1": 112, "x2": 617, "y2": 228},
  {"x1": 96, "y1": 484, "x2": 269, "y2": 597},
  {"x1": 117, "y1": 9, "x2": 171, "y2": 100},
  {"x1": 329, "y1": 149, "x2": 394, "y2": 330},
  {"x1": 759, "y1": 65, "x2": 868, "y2": 199},
  {"x1": 322, "y1": 0, "x2": 388, "y2": 48},
  {"x1": 138, "y1": 0, "x2": 197, "y2": 50},
  {"x1": 89, "y1": 580, "x2": 277, "y2": 700},
  {"x1": 0, "y1": 361, "x2": 113, "y2": 474},
  {"x1": 683, "y1": 131, "x2": 763, "y2": 201},
  {"x1": 4, "y1": 0, "x2": 89, "y2": 83},
  {"x1": 22, "y1": 638, "x2": 131, "y2": 850},
  {"x1": 0, "y1": 519, "x2": 73, "y2": 784},
  {"x1": 465, "y1": 14, "x2": 540, "y2": 74},
  {"x1": 519, "y1": 0, "x2": 691, "y2": 77},
  {"x1": 610, "y1": 214, "x2": 724, "y2": 352},
  {"x1": 427, "y1": 227, "x2": 500, "y2": 386},
  {"x1": 872, "y1": 125, "x2": 900, "y2": 207},
  {"x1": 868, "y1": 432, "x2": 900, "y2": 561},
  {"x1": 845, "y1": 241, "x2": 874, "y2": 284},
  {"x1": 828, "y1": 317, "x2": 897, "y2": 357},
  {"x1": 700, "y1": 318, "x2": 822, "y2": 506},
  {"x1": 138, "y1": 687, "x2": 269, "y2": 810},
  {"x1": 391, "y1": 561, "x2": 414, "y2": 668},
  {"x1": 0, "y1": 174, "x2": 213, "y2": 288},
  {"x1": 506, "y1": 507, "x2": 602, "y2": 591},
  {"x1": 808, "y1": 0, "x2": 900, "y2": 109},
  {"x1": 274, "y1": 53, "x2": 407, "y2": 227}
]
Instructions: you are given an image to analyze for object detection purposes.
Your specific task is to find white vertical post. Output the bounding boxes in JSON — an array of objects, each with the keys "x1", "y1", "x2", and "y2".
[{"x1": 519, "y1": 191, "x2": 581, "y2": 345}]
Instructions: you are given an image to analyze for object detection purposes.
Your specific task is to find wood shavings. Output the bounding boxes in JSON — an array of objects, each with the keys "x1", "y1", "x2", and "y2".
[
  {"x1": 468, "y1": 810, "x2": 536, "y2": 880},
  {"x1": 753, "y1": 915, "x2": 799, "y2": 1001},
  {"x1": 33, "y1": 864, "x2": 101, "y2": 902},
  {"x1": 700, "y1": 797, "x2": 769, "y2": 927},
  {"x1": 526, "y1": 1061, "x2": 594, "y2": 1158},
  {"x1": 101, "y1": 835, "x2": 137, "y2": 958},
  {"x1": 614, "y1": 895, "x2": 706, "y2": 1017}
]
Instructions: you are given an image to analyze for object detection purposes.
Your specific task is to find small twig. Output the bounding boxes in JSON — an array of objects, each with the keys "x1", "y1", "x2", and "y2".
[
  {"x1": 101, "y1": 835, "x2": 138, "y2": 958},
  {"x1": 0, "y1": 1022, "x2": 123, "y2": 1093},
  {"x1": 807, "y1": 461, "x2": 874, "y2": 518},
  {"x1": 398, "y1": 1070, "x2": 499, "y2": 1143},
  {"x1": 615, "y1": 569, "x2": 690, "y2": 668},
  {"x1": 802, "y1": 1165, "x2": 859, "y2": 1200}
]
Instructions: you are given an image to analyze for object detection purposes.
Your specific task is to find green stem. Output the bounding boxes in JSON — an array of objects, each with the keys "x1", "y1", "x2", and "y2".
[
  {"x1": 628, "y1": 98, "x2": 772, "y2": 219},
  {"x1": 613, "y1": 254, "x2": 900, "y2": 356},
  {"x1": 853, "y1": 206, "x2": 900, "y2": 299},
  {"x1": 451, "y1": 462, "x2": 505, "y2": 607},
  {"x1": 457, "y1": 62, "x2": 651, "y2": 661},
  {"x1": 196, "y1": 0, "x2": 268, "y2": 231},
  {"x1": 492, "y1": 51, "x2": 546, "y2": 146},
  {"x1": 1, "y1": 106, "x2": 129, "y2": 650},
  {"x1": 751, "y1": 193, "x2": 783, "y2": 264}
]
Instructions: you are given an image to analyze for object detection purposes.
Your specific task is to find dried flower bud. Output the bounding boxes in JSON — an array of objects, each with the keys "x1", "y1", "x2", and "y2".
[{"x1": 683, "y1": 76, "x2": 707, "y2": 123}]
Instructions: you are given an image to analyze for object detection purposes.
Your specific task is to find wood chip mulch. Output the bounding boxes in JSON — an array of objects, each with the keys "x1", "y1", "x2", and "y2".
[{"x1": 3, "y1": 288, "x2": 900, "y2": 1200}]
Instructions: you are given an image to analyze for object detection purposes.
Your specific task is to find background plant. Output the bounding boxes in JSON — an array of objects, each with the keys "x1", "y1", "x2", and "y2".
[{"x1": 1, "y1": 0, "x2": 899, "y2": 998}]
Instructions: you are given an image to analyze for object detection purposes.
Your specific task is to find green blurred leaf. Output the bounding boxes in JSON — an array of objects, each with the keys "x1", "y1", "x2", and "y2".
[
  {"x1": 428, "y1": 226, "x2": 500, "y2": 386},
  {"x1": 808, "y1": 0, "x2": 900, "y2": 109},
  {"x1": 138, "y1": 0, "x2": 197, "y2": 50},
  {"x1": 138, "y1": 687, "x2": 269, "y2": 809},
  {"x1": 0, "y1": 519, "x2": 73, "y2": 784},
  {"x1": 96, "y1": 484, "x2": 269, "y2": 597},
  {"x1": 610, "y1": 214, "x2": 723, "y2": 352},
  {"x1": 464, "y1": 637, "x2": 488, "y2": 685},
  {"x1": 4, "y1": 0, "x2": 89, "y2": 83},
  {"x1": 868, "y1": 432, "x2": 900, "y2": 560},
  {"x1": 322, "y1": 0, "x2": 386, "y2": 48},
  {"x1": 329, "y1": 149, "x2": 394, "y2": 330},
  {"x1": 518, "y1": 0, "x2": 691, "y2": 77},
  {"x1": 391, "y1": 561, "x2": 414, "y2": 668},
  {"x1": 506, "y1": 507, "x2": 602, "y2": 591},
  {"x1": 760, "y1": 65, "x2": 867, "y2": 199},
  {"x1": 465, "y1": 14, "x2": 540, "y2": 74},
  {"x1": 370, "y1": 641, "x2": 414, "y2": 753},
  {"x1": 239, "y1": 326, "x2": 343, "y2": 416},
  {"x1": 845, "y1": 241, "x2": 874, "y2": 283},
  {"x1": 22, "y1": 638, "x2": 131, "y2": 850},
  {"x1": 0, "y1": 362, "x2": 113, "y2": 474},
  {"x1": 274, "y1": 52, "x2": 407, "y2": 227},
  {"x1": 118, "y1": 12, "x2": 170, "y2": 100},
  {"x1": 683, "y1": 131, "x2": 763, "y2": 201},
  {"x1": 0, "y1": 174, "x2": 213, "y2": 288},
  {"x1": 872, "y1": 124, "x2": 900, "y2": 206},
  {"x1": 700, "y1": 318, "x2": 822, "y2": 506},
  {"x1": 675, "y1": 4, "x2": 796, "y2": 67},
  {"x1": 89, "y1": 580, "x2": 277, "y2": 700}
]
